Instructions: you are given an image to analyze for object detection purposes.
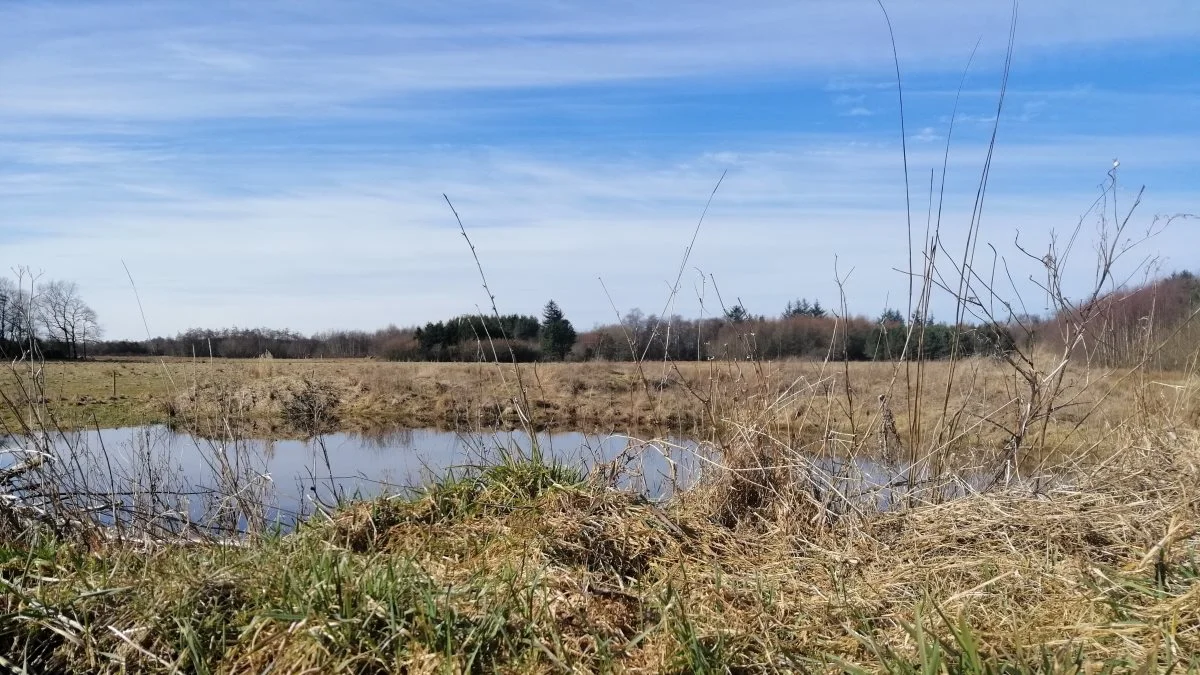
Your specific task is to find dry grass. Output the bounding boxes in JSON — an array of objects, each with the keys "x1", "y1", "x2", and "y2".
[
  {"x1": 4, "y1": 255, "x2": 1200, "y2": 671},
  {"x1": 7, "y1": 357, "x2": 1194, "y2": 453},
  {"x1": 5, "y1": 343, "x2": 1200, "y2": 672},
  {"x1": 2, "y1": 417, "x2": 1199, "y2": 672},
  {"x1": 2, "y1": 343, "x2": 1199, "y2": 673}
]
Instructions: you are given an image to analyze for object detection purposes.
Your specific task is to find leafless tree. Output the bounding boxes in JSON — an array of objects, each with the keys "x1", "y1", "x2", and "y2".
[
  {"x1": 1, "y1": 272, "x2": 40, "y2": 348},
  {"x1": 37, "y1": 280, "x2": 101, "y2": 359},
  {"x1": 0, "y1": 276, "x2": 17, "y2": 343},
  {"x1": 77, "y1": 309, "x2": 102, "y2": 358}
]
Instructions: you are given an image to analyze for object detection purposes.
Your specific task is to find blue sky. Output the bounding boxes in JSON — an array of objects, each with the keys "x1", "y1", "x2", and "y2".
[{"x1": 2, "y1": 1, "x2": 1198, "y2": 339}]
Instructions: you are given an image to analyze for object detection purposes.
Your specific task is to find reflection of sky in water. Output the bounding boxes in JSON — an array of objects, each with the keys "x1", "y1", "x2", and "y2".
[
  {"x1": 3, "y1": 426, "x2": 1006, "y2": 532},
  {"x1": 5, "y1": 426, "x2": 707, "y2": 528}
]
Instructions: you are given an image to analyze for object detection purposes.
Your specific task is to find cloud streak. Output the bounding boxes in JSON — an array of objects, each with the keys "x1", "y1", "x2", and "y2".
[
  {"x1": 2, "y1": 1, "x2": 1198, "y2": 123},
  {"x1": 5, "y1": 135, "x2": 1197, "y2": 338},
  {"x1": 0, "y1": 1, "x2": 1197, "y2": 338}
]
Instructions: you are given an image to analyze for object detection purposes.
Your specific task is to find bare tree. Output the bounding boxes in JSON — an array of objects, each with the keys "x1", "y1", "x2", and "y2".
[
  {"x1": 76, "y1": 306, "x2": 102, "y2": 358},
  {"x1": 1, "y1": 272, "x2": 39, "y2": 348},
  {"x1": 37, "y1": 280, "x2": 100, "y2": 359},
  {"x1": 0, "y1": 276, "x2": 16, "y2": 343}
]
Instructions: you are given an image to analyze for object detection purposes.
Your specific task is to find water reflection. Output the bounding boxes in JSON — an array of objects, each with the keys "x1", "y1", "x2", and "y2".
[
  {"x1": 3, "y1": 425, "x2": 1014, "y2": 534},
  {"x1": 5, "y1": 426, "x2": 707, "y2": 528}
]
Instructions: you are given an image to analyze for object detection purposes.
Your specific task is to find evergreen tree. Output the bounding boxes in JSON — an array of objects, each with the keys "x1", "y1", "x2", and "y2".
[
  {"x1": 725, "y1": 303, "x2": 749, "y2": 323},
  {"x1": 783, "y1": 298, "x2": 826, "y2": 318},
  {"x1": 540, "y1": 300, "x2": 577, "y2": 361}
]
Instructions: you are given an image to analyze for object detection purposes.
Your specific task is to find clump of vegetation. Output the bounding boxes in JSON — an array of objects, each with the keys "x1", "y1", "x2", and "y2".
[
  {"x1": 3, "y1": 419, "x2": 1200, "y2": 672},
  {"x1": 280, "y1": 377, "x2": 342, "y2": 435}
]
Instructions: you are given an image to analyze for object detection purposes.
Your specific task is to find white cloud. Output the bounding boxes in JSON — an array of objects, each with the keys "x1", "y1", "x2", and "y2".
[
  {"x1": 3, "y1": 135, "x2": 1196, "y2": 338},
  {"x1": 1015, "y1": 100, "x2": 1047, "y2": 123},
  {"x1": 0, "y1": 1, "x2": 1196, "y2": 338},
  {"x1": 913, "y1": 127, "x2": 941, "y2": 142},
  {"x1": 1, "y1": 1, "x2": 1197, "y2": 123}
]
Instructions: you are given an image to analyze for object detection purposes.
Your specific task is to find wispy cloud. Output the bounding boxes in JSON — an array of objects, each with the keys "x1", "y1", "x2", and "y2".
[
  {"x1": 912, "y1": 127, "x2": 941, "y2": 143},
  {"x1": 1015, "y1": 100, "x2": 1047, "y2": 123},
  {"x1": 5, "y1": 134, "x2": 1197, "y2": 337},
  {"x1": 2, "y1": 1, "x2": 1198, "y2": 123},
  {"x1": 0, "y1": 1, "x2": 1197, "y2": 337}
]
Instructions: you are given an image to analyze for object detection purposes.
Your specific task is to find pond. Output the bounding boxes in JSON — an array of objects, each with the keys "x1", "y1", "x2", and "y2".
[
  {"x1": 2, "y1": 425, "x2": 708, "y2": 531},
  {"x1": 3, "y1": 424, "x2": 1002, "y2": 535}
]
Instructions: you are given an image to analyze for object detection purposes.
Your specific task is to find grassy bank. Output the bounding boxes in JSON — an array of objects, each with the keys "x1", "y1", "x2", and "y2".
[
  {"x1": 4, "y1": 357, "x2": 714, "y2": 434},
  {"x1": 4, "y1": 357, "x2": 1190, "y2": 451},
  {"x1": 4, "y1": 353, "x2": 1200, "y2": 671},
  {"x1": 4, "y1": 357, "x2": 798, "y2": 434},
  {"x1": 3, "y1": 426, "x2": 1199, "y2": 673},
  {"x1": 6, "y1": 350, "x2": 1200, "y2": 670}
]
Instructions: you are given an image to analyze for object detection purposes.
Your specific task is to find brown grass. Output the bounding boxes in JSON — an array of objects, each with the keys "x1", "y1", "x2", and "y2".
[
  {"x1": 5, "y1": 352, "x2": 1200, "y2": 670},
  {"x1": 3, "y1": 419, "x2": 1199, "y2": 672},
  {"x1": 6, "y1": 357, "x2": 1194, "y2": 452}
]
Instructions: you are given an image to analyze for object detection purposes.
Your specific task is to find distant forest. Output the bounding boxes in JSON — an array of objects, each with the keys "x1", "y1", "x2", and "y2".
[{"x1": 4, "y1": 271, "x2": 1199, "y2": 367}]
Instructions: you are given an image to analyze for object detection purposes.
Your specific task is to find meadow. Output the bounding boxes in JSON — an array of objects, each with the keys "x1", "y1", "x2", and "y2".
[
  {"x1": 8, "y1": 355, "x2": 1190, "y2": 453},
  {"x1": 3, "y1": 336, "x2": 1200, "y2": 672},
  {"x1": 3, "y1": 58, "x2": 1198, "y2": 670}
]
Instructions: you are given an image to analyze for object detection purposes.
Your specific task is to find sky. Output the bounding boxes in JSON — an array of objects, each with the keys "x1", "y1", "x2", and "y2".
[{"x1": 1, "y1": 1, "x2": 1198, "y2": 340}]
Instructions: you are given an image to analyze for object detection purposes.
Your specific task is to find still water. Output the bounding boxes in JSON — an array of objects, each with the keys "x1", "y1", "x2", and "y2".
[
  {"x1": 4, "y1": 425, "x2": 986, "y2": 533},
  {"x1": 5, "y1": 426, "x2": 706, "y2": 528}
]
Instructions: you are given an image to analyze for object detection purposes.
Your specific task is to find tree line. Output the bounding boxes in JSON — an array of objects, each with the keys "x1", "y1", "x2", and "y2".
[
  {"x1": 90, "y1": 295, "x2": 1016, "y2": 363},
  {"x1": 103, "y1": 301, "x2": 579, "y2": 362},
  {"x1": 573, "y1": 308, "x2": 1016, "y2": 362},
  {"x1": 16, "y1": 272, "x2": 1200, "y2": 366},
  {"x1": 0, "y1": 273, "x2": 103, "y2": 359}
]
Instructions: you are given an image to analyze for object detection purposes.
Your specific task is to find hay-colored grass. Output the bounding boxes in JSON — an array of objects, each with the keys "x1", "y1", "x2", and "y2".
[
  {"x1": 3, "y1": 423, "x2": 1199, "y2": 672},
  {"x1": 4, "y1": 350, "x2": 1200, "y2": 672},
  {"x1": 5, "y1": 358, "x2": 1193, "y2": 455}
]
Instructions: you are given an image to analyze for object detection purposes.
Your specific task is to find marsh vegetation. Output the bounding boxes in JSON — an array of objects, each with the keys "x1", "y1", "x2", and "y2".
[{"x1": 3, "y1": 9, "x2": 1200, "y2": 671}]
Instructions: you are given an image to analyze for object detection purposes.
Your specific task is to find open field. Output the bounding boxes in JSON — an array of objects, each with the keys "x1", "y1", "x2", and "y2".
[
  {"x1": 3, "y1": 405, "x2": 1200, "y2": 672},
  {"x1": 5, "y1": 351, "x2": 1200, "y2": 671},
  {"x1": 6, "y1": 357, "x2": 1196, "y2": 454}
]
